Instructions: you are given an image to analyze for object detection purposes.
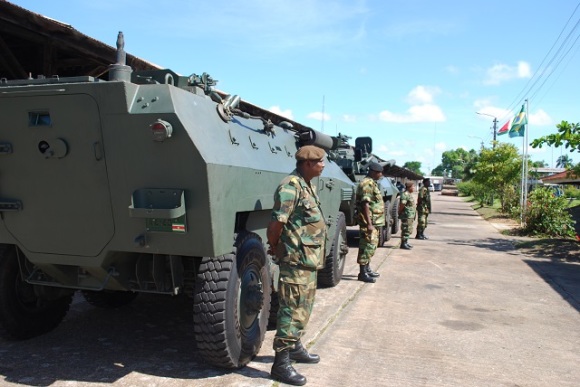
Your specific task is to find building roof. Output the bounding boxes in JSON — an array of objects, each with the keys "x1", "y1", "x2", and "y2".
[
  {"x1": 0, "y1": 0, "x2": 159, "y2": 80},
  {"x1": 541, "y1": 170, "x2": 580, "y2": 184}
]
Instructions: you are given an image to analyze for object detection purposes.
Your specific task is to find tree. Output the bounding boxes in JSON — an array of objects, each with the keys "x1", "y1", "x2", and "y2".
[
  {"x1": 531, "y1": 120, "x2": 580, "y2": 174},
  {"x1": 471, "y1": 143, "x2": 522, "y2": 212},
  {"x1": 437, "y1": 148, "x2": 478, "y2": 180},
  {"x1": 556, "y1": 154, "x2": 573, "y2": 168},
  {"x1": 531, "y1": 160, "x2": 548, "y2": 168},
  {"x1": 403, "y1": 161, "x2": 422, "y2": 175}
]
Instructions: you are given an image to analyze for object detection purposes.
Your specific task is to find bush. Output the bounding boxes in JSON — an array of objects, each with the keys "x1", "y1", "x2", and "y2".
[
  {"x1": 523, "y1": 187, "x2": 576, "y2": 237},
  {"x1": 564, "y1": 185, "x2": 580, "y2": 199}
]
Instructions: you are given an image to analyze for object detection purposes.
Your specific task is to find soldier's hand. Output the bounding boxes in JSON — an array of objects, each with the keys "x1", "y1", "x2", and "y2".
[{"x1": 368, "y1": 224, "x2": 375, "y2": 232}]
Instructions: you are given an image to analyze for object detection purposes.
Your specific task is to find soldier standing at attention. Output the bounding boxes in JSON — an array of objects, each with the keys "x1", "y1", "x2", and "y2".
[
  {"x1": 399, "y1": 181, "x2": 416, "y2": 250},
  {"x1": 356, "y1": 162, "x2": 385, "y2": 284},
  {"x1": 267, "y1": 145, "x2": 327, "y2": 386},
  {"x1": 416, "y1": 178, "x2": 432, "y2": 240}
]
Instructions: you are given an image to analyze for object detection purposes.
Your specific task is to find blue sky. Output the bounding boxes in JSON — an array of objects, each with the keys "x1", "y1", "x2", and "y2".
[{"x1": 10, "y1": 0, "x2": 580, "y2": 173}]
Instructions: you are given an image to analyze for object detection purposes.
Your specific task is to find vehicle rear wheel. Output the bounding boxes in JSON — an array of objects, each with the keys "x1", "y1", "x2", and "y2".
[
  {"x1": 81, "y1": 290, "x2": 138, "y2": 308},
  {"x1": 391, "y1": 197, "x2": 400, "y2": 235},
  {"x1": 318, "y1": 212, "x2": 347, "y2": 287},
  {"x1": 193, "y1": 233, "x2": 271, "y2": 369},
  {"x1": 0, "y1": 244, "x2": 73, "y2": 340}
]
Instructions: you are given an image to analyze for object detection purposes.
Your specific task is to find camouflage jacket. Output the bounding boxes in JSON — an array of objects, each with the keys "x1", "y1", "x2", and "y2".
[
  {"x1": 417, "y1": 186, "x2": 431, "y2": 213},
  {"x1": 356, "y1": 176, "x2": 386, "y2": 227},
  {"x1": 399, "y1": 191, "x2": 416, "y2": 219},
  {"x1": 271, "y1": 170, "x2": 326, "y2": 269}
]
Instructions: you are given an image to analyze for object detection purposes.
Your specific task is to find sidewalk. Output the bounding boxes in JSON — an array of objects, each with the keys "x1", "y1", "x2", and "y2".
[{"x1": 253, "y1": 193, "x2": 580, "y2": 386}]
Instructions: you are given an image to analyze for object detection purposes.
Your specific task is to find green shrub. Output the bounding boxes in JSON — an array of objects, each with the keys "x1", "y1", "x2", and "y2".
[
  {"x1": 524, "y1": 187, "x2": 576, "y2": 237},
  {"x1": 564, "y1": 185, "x2": 580, "y2": 199}
]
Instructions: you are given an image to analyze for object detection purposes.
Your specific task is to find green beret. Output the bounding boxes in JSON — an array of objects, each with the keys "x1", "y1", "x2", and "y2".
[
  {"x1": 295, "y1": 145, "x2": 326, "y2": 161},
  {"x1": 368, "y1": 162, "x2": 383, "y2": 172}
]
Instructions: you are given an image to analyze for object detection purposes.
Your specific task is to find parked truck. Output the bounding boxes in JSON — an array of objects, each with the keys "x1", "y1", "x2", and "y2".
[{"x1": 0, "y1": 33, "x2": 356, "y2": 369}]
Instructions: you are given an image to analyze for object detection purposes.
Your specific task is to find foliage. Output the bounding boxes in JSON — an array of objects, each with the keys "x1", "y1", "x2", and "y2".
[
  {"x1": 523, "y1": 187, "x2": 576, "y2": 238},
  {"x1": 531, "y1": 160, "x2": 548, "y2": 168},
  {"x1": 432, "y1": 148, "x2": 478, "y2": 179},
  {"x1": 556, "y1": 154, "x2": 573, "y2": 169},
  {"x1": 564, "y1": 185, "x2": 580, "y2": 199},
  {"x1": 471, "y1": 143, "x2": 522, "y2": 212},
  {"x1": 531, "y1": 120, "x2": 580, "y2": 174},
  {"x1": 403, "y1": 161, "x2": 422, "y2": 175}
]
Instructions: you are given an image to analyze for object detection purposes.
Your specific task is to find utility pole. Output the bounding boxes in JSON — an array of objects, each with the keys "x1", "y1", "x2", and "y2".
[{"x1": 492, "y1": 117, "x2": 498, "y2": 147}]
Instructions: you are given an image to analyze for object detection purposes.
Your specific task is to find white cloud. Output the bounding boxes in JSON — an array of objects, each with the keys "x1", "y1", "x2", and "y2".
[
  {"x1": 379, "y1": 86, "x2": 446, "y2": 123},
  {"x1": 342, "y1": 114, "x2": 357, "y2": 123},
  {"x1": 530, "y1": 109, "x2": 552, "y2": 126},
  {"x1": 435, "y1": 142, "x2": 447, "y2": 151},
  {"x1": 307, "y1": 112, "x2": 331, "y2": 121},
  {"x1": 483, "y1": 61, "x2": 532, "y2": 85},
  {"x1": 269, "y1": 106, "x2": 294, "y2": 120}
]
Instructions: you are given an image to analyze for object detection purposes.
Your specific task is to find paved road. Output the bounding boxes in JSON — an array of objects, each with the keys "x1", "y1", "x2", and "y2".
[{"x1": 1, "y1": 194, "x2": 579, "y2": 386}]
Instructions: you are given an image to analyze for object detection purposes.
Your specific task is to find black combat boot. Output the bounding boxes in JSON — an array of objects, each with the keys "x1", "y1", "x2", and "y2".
[
  {"x1": 271, "y1": 349, "x2": 307, "y2": 386},
  {"x1": 365, "y1": 264, "x2": 380, "y2": 278},
  {"x1": 400, "y1": 240, "x2": 412, "y2": 250},
  {"x1": 289, "y1": 341, "x2": 320, "y2": 363},
  {"x1": 415, "y1": 233, "x2": 427, "y2": 240},
  {"x1": 358, "y1": 265, "x2": 376, "y2": 283}
]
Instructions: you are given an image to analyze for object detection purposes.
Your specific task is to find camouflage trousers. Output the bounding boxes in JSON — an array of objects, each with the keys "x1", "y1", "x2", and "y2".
[
  {"x1": 357, "y1": 226, "x2": 379, "y2": 265},
  {"x1": 400, "y1": 218, "x2": 414, "y2": 241},
  {"x1": 417, "y1": 211, "x2": 428, "y2": 233},
  {"x1": 273, "y1": 263, "x2": 317, "y2": 352}
]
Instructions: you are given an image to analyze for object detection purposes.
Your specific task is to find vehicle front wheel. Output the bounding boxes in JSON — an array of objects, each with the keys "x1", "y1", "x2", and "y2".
[
  {"x1": 193, "y1": 233, "x2": 271, "y2": 369},
  {"x1": 318, "y1": 212, "x2": 348, "y2": 287},
  {"x1": 0, "y1": 245, "x2": 73, "y2": 340}
]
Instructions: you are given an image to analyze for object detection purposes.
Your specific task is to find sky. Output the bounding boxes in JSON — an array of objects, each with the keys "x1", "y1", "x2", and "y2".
[{"x1": 8, "y1": 0, "x2": 580, "y2": 174}]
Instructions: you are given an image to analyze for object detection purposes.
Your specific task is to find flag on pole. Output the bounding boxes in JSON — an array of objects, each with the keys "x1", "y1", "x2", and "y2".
[
  {"x1": 497, "y1": 118, "x2": 512, "y2": 136},
  {"x1": 509, "y1": 104, "x2": 527, "y2": 138}
]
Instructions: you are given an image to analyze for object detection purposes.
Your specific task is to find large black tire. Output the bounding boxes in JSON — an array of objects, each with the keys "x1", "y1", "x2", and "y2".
[
  {"x1": 378, "y1": 201, "x2": 392, "y2": 247},
  {"x1": 0, "y1": 245, "x2": 73, "y2": 340},
  {"x1": 193, "y1": 233, "x2": 271, "y2": 369},
  {"x1": 391, "y1": 197, "x2": 400, "y2": 235},
  {"x1": 318, "y1": 212, "x2": 347, "y2": 288},
  {"x1": 81, "y1": 290, "x2": 138, "y2": 308},
  {"x1": 267, "y1": 290, "x2": 279, "y2": 330}
]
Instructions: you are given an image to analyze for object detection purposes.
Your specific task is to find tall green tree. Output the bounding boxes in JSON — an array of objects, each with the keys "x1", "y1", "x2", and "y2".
[
  {"x1": 531, "y1": 120, "x2": 580, "y2": 174},
  {"x1": 471, "y1": 143, "x2": 522, "y2": 212},
  {"x1": 433, "y1": 148, "x2": 478, "y2": 179},
  {"x1": 403, "y1": 161, "x2": 422, "y2": 175},
  {"x1": 555, "y1": 154, "x2": 573, "y2": 168}
]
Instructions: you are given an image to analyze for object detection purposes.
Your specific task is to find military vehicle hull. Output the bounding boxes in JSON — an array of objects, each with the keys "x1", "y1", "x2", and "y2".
[{"x1": 0, "y1": 42, "x2": 353, "y2": 368}]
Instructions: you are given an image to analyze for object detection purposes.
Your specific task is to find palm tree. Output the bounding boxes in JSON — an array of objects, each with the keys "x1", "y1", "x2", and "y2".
[{"x1": 556, "y1": 154, "x2": 573, "y2": 168}]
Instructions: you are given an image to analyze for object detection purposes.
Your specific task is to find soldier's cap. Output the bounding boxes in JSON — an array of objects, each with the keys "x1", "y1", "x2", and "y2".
[
  {"x1": 405, "y1": 181, "x2": 415, "y2": 188},
  {"x1": 368, "y1": 162, "x2": 383, "y2": 172},
  {"x1": 423, "y1": 177, "x2": 431, "y2": 182},
  {"x1": 295, "y1": 145, "x2": 326, "y2": 161}
]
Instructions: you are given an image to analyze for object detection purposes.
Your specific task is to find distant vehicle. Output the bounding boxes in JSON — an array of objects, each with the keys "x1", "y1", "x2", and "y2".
[{"x1": 425, "y1": 176, "x2": 442, "y2": 191}]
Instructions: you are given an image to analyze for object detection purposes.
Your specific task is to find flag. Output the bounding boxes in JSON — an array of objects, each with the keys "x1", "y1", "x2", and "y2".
[
  {"x1": 497, "y1": 118, "x2": 512, "y2": 136},
  {"x1": 509, "y1": 104, "x2": 527, "y2": 138}
]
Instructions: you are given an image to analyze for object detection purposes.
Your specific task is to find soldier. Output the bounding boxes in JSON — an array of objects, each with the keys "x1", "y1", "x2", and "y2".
[
  {"x1": 399, "y1": 181, "x2": 416, "y2": 250},
  {"x1": 267, "y1": 145, "x2": 327, "y2": 386},
  {"x1": 416, "y1": 178, "x2": 432, "y2": 240},
  {"x1": 356, "y1": 162, "x2": 385, "y2": 283}
]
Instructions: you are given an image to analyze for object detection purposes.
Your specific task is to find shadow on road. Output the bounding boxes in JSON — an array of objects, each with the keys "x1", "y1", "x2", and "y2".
[
  {"x1": 0, "y1": 294, "x2": 271, "y2": 385},
  {"x1": 524, "y1": 259, "x2": 580, "y2": 313}
]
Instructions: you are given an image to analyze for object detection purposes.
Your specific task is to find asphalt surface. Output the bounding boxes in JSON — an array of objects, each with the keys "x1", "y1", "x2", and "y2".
[{"x1": 1, "y1": 194, "x2": 579, "y2": 386}]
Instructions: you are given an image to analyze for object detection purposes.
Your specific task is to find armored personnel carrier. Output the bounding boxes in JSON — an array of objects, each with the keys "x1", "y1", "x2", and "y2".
[
  {"x1": 331, "y1": 135, "x2": 401, "y2": 246},
  {"x1": 0, "y1": 33, "x2": 354, "y2": 369}
]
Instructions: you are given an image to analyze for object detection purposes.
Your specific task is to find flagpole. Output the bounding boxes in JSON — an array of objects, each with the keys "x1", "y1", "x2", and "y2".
[{"x1": 521, "y1": 99, "x2": 529, "y2": 226}]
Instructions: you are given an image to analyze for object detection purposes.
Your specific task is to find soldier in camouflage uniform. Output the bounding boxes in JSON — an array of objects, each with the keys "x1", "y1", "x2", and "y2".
[
  {"x1": 416, "y1": 178, "x2": 432, "y2": 240},
  {"x1": 267, "y1": 145, "x2": 327, "y2": 386},
  {"x1": 356, "y1": 162, "x2": 385, "y2": 283},
  {"x1": 398, "y1": 181, "x2": 416, "y2": 250}
]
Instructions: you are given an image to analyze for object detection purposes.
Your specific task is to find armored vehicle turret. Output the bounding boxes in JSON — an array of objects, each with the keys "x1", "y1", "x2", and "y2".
[
  {"x1": 330, "y1": 135, "x2": 401, "y2": 246},
  {"x1": 0, "y1": 33, "x2": 354, "y2": 369}
]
